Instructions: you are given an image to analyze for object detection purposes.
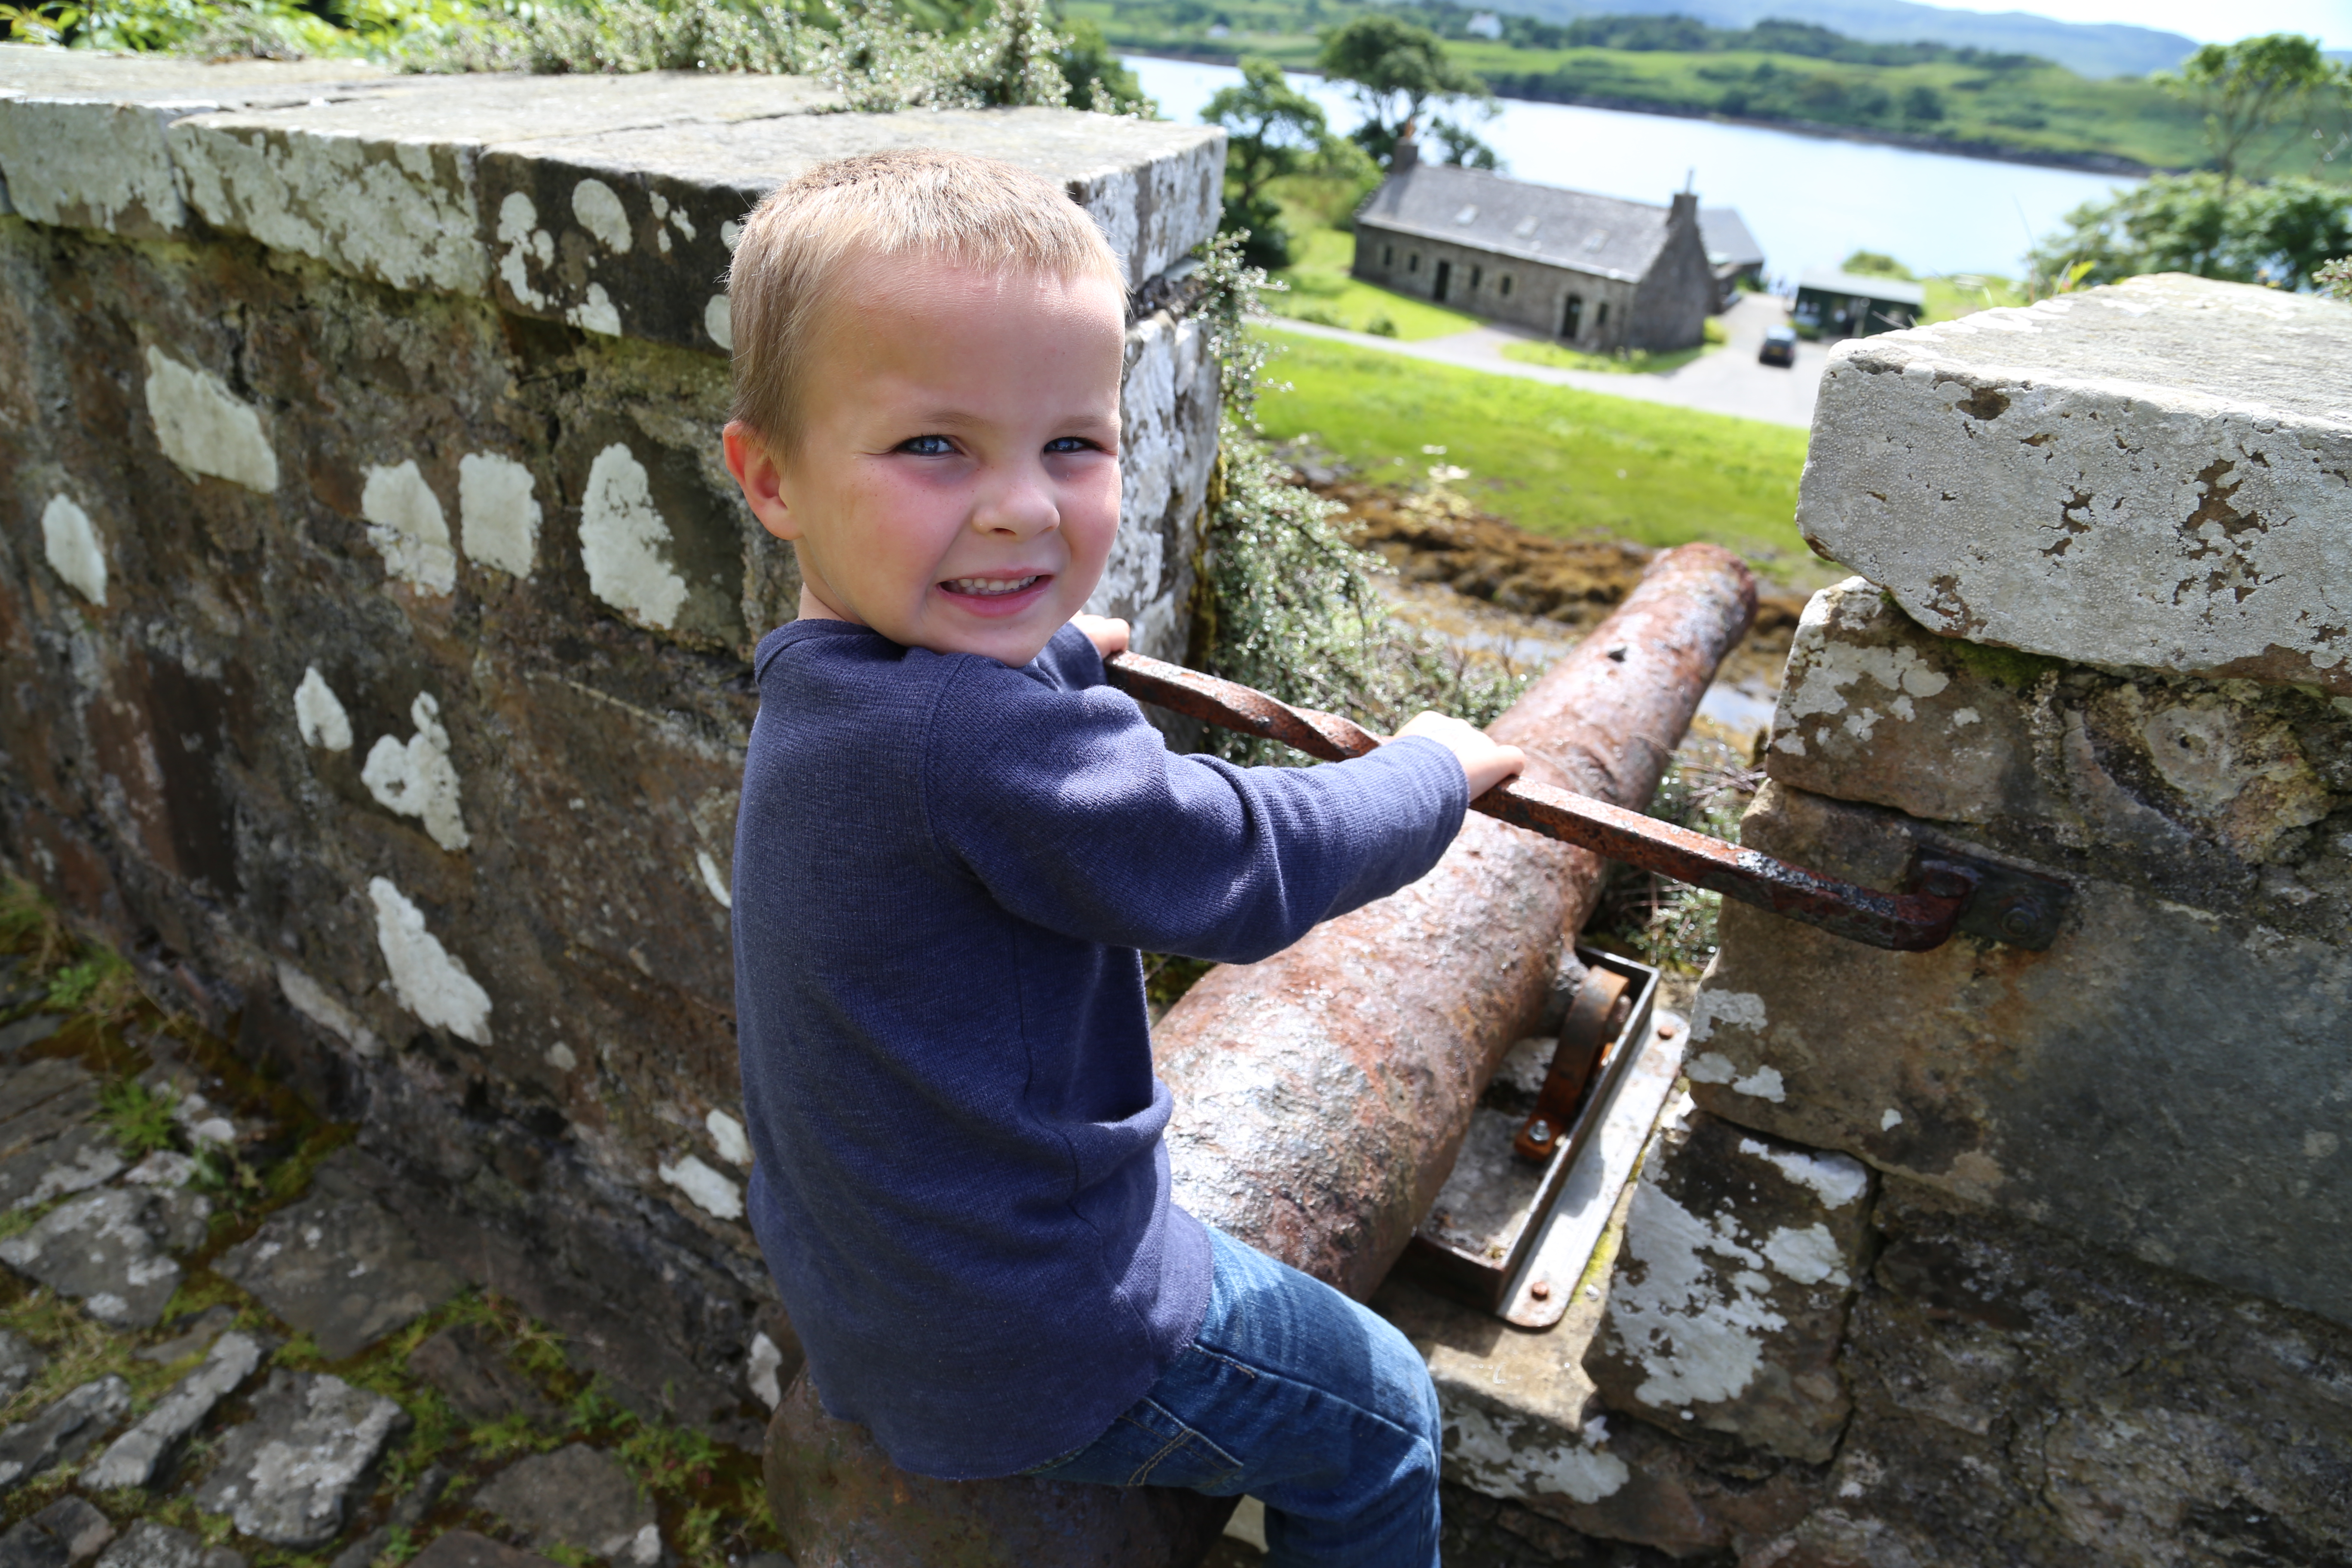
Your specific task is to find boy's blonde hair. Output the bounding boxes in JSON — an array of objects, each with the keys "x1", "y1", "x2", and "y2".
[{"x1": 725, "y1": 148, "x2": 1125, "y2": 449}]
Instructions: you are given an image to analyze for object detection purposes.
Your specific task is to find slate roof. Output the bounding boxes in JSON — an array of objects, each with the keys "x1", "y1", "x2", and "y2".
[
  {"x1": 1698, "y1": 207, "x2": 1763, "y2": 270},
  {"x1": 1797, "y1": 267, "x2": 1926, "y2": 307},
  {"x1": 1355, "y1": 163, "x2": 1680, "y2": 284}
]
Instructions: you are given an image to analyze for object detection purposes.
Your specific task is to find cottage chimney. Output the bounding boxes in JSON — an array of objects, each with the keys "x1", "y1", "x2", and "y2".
[
  {"x1": 1669, "y1": 190, "x2": 1698, "y2": 228},
  {"x1": 1392, "y1": 122, "x2": 1419, "y2": 174}
]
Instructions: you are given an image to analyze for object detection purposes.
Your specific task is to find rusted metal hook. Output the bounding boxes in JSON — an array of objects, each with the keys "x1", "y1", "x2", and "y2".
[{"x1": 1104, "y1": 650, "x2": 2065, "y2": 952}]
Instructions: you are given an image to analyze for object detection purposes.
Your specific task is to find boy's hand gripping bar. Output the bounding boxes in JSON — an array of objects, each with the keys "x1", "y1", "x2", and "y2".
[{"x1": 1102, "y1": 651, "x2": 2069, "y2": 953}]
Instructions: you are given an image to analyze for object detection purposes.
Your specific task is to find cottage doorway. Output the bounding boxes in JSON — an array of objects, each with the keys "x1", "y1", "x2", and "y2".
[
  {"x1": 1562, "y1": 294, "x2": 1584, "y2": 340},
  {"x1": 1433, "y1": 260, "x2": 1453, "y2": 303}
]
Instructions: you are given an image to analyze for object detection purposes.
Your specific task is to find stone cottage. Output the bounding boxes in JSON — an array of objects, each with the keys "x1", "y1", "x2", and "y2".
[{"x1": 1351, "y1": 152, "x2": 1717, "y2": 352}]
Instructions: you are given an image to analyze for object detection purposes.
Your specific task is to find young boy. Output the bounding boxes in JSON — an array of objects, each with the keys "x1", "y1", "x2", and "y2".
[{"x1": 720, "y1": 149, "x2": 1525, "y2": 1567}]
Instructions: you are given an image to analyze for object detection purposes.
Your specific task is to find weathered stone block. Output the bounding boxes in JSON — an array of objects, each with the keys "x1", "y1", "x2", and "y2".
[
  {"x1": 1376, "y1": 1234, "x2": 1829, "y2": 1562},
  {"x1": 1765, "y1": 576, "x2": 2352, "y2": 944},
  {"x1": 1798, "y1": 274, "x2": 2352, "y2": 693},
  {"x1": 217, "y1": 1156, "x2": 464, "y2": 1359},
  {"x1": 194, "y1": 1370, "x2": 407, "y2": 1547},
  {"x1": 0, "y1": 98, "x2": 198, "y2": 238},
  {"x1": 480, "y1": 106, "x2": 1223, "y2": 346},
  {"x1": 1687, "y1": 778, "x2": 2352, "y2": 1330},
  {"x1": 1583, "y1": 1109, "x2": 1871, "y2": 1464},
  {"x1": 1745, "y1": 1178, "x2": 2352, "y2": 1568}
]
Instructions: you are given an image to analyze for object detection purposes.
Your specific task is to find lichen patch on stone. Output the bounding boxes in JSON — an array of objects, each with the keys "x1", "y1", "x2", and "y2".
[
  {"x1": 580, "y1": 445, "x2": 687, "y2": 628},
  {"x1": 275, "y1": 962, "x2": 381, "y2": 1060},
  {"x1": 368, "y1": 877, "x2": 492, "y2": 1046},
  {"x1": 1446, "y1": 1402, "x2": 1630, "y2": 1505},
  {"x1": 458, "y1": 452, "x2": 541, "y2": 578},
  {"x1": 1687, "y1": 988, "x2": 1767, "y2": 1043},
  {"x1": 1738, "y1": 1138, "x2": 1869, "y2": 1209},
  {"x1": 361, "y1": 693, "x2": 469, "y2": 852},
  {"x1": 705, "y1": 1109, "x2": 750, "y2": 1167},
  {"x1": 657, "y1": 1153, "x2": 742, "y2": 1221},
  {"x1": 571, "y1": 178, "x2": 631, "y2": 254},
  {"x1": 143, "y1": 346, "x2": 278, "y2": 494},
  {"x1": 360, "y1": 460, "x2": 457, "y2": 595},
  {"x1": 294, "y1": 666, "x2": 352, "y2": 752},
  {"x1": 40, "y1": 494, "x2": 106, "y2": 606},
  {"x1": 1611, "y1": 1181, "x2": 1786, "y2": 1408}
]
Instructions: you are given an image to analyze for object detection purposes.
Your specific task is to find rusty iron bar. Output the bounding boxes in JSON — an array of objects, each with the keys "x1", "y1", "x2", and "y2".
[
  {"x1": 1154, "y1": 542, "x2": 1756, "y2": 1301},
  {"x1": 764, "y1": 544, "x2": 1758, "y2": 1565},
  {"x1": 1102, "y1": 654, "x2": 1969, "y2": 953}
]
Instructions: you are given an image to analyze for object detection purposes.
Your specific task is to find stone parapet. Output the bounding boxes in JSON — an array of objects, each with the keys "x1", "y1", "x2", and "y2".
[
  {"x1": 0, "y1": 44, "x2": 1224, "y2": 340},
  {"x1": 1798, "y1": 273, "x2": 2352, "y2": 694},
  {"x1": 0, "y1": 46, "x2": 1221, "y2": 1435}
]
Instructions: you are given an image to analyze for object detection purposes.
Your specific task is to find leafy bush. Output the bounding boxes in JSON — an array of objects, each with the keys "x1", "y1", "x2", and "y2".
[
  {"x1": 2027, "y1": 172, "x2": 2352, "y2": 290},
  {"x1": 1188, "y1": 239, "x2": 1524, "y2": 764}
]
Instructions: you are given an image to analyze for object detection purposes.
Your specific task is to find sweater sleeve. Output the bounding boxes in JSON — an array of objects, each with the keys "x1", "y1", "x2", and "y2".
[
  {"x1": 922, "y1": 658, "x2": 1469, "y2": 962},
  {"x1": 1030, "y1": 622, "x2": 1107, "y2": 691}
]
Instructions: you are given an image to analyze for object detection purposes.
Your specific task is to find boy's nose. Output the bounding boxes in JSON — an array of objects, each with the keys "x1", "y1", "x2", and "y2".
[{"x1": 971, "y1": 464, "x2": 1061, "y2": 538}]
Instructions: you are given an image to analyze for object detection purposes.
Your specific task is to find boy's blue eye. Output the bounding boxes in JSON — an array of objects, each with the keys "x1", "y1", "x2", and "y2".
[
  {"x1": 898, "y1": 435, "x2": 954, "y2": 456},
  {"x1": 1045, "y1": 437, "x2": 1098, "y2": 454}
]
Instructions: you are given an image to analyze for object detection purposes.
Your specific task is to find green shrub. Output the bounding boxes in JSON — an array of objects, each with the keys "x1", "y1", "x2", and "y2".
[{"x1": 1188, "y1": 239, "x2": 1524, "y2": 766}]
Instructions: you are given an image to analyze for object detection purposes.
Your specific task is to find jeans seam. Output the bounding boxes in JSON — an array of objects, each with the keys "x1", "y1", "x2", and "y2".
[{"x1": 1121, "y1": 1401, "x2": 1242, "y2": 1489}]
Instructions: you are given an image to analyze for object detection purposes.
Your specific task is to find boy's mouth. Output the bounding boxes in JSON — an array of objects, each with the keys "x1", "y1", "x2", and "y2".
[{"x1": 940, "y1": 574, "x2": 1047, "y2": 599}]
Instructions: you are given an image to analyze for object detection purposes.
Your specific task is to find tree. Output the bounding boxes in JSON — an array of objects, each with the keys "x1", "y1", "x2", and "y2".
[
  {"x1": 2027, "y1": 173, "x2": 2352, "y2": 290},
  {"x1": 1315, "y1": 13, "x2": 1489, "y2": 166},
  {"x1": 1057, "y1": 18, "x2": 1152, "y2": 114},
  {"x1": 1204, "y1": 56, "x2": 1344, "y2": 268},
  {"x1": 1206, "y1": 58, "x2": 1333, "y2": 208},
  {"x1": 1427, "y1": 114, "x2": 1499, "y2": 168},
  {"x1": 2160, "y1": 33, "x2": 2341, "y2": 190}
]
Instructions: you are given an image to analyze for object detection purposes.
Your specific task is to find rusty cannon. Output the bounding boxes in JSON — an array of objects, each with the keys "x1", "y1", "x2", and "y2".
[{"x1": 765, "y1": 542, "x2": 1759, "y2": 1565}]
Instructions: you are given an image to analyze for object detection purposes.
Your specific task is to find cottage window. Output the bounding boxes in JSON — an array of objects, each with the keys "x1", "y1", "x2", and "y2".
[
  {"x1": 1470, "y1": 265, "x2": 1483, "y2": 289},
  {"x1": 1409, "y1": 253, "x2": 1420, "y2": 273},
  {"x1": 1597, "y1": 300, "x2": 1611, "y2": 329},
  {"x1": 1382, "y1": 244, "x2": 1393, "y2": 267},
  {"x1": 1499, "y1": 275, "x2": 1513, "y2": 297},
  {"x1": 1562, "y1": 294, "x2": 1584, "y2": 339}
]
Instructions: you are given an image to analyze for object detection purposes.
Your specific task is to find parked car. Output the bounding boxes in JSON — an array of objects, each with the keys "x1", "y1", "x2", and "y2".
[{"x1": 1759, "y1": 324, "x2": 1798, "y2": 367}]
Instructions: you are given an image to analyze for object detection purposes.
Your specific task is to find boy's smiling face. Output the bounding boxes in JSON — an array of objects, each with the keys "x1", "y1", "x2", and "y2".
[{"x1": 724, "y1": 254, "x2": 1127, "y2": 667}]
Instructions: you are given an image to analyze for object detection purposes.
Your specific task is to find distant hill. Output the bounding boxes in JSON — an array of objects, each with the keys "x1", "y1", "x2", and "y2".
[{"x1": 1481, "y1": 0, "x2": 2202, "y2": 77}]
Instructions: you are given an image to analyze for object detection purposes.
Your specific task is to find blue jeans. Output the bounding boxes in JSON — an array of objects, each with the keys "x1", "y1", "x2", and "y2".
[{"x1": 1027, "y1": 1227, "x2": 1442, "y2": 1568}]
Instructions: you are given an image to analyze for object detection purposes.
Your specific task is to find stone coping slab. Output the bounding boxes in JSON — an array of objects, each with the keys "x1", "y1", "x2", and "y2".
[
  {"x1": 0, "y1": 48, "x2": 1223, "y2": 346},
  {"x1": 1797, "y1": 273, "x2": 2352, "y2": 694}
]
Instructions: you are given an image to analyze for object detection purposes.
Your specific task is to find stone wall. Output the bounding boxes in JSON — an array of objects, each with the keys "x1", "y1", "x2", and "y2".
[
  {"x1": 1574, "y1": 274, "x2": 2352, "y2": 1565},
  {"x1": 0, "y1": 46, "x2": 1223, "y2": 1437}
]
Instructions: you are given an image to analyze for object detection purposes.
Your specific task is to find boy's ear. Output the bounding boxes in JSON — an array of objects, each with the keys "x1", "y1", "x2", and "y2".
[{"x1": 723, "y1": 421, "x2": 799, "y2": 542}]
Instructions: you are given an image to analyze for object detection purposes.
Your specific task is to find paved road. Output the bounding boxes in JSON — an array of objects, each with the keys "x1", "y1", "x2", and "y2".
[{"x1": 1265, "y1": 292, "x2": 1834, "y2": 429}]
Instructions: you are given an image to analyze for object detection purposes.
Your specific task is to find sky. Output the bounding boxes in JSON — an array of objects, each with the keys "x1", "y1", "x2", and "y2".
[{"x1": 1936, "y1": 0, "x2": 2352, "y2": 50}]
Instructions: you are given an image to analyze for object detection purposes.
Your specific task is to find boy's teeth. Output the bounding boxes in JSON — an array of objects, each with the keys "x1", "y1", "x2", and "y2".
[{"x1": 946, "y1": 576, "x2": 1040, "y2": 597}]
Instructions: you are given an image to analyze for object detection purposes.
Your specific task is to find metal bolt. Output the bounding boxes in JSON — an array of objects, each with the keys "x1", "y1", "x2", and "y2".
[
  {"x1": 1999, "y1": 900, "x2": 2043, "y2": 940},
  {"x1": 1656, "y1": 1019, "x2": 1675, "y2": 1038},
  {"x1": 1530, "y1": 1280, "x2": 1552, "y2": 1301},
  {"x1": 1528, "y1": 1120, "x2": 1553, "y2": 1144}
]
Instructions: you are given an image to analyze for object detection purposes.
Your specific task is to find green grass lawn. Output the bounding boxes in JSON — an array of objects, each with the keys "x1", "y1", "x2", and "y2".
[
  {"x1": 1265, "y1": 226, "x2": 1482, "y2": 340},
  {"x1": 1499, "y1": 317, "x2": 1726, "y2": 373},
  {"x1": 1254, "y1": 331, "x2": 1825, "y2": 583},
  {"x1": 1921, "y1": 272, "x2": 2030, "y2": 321}
]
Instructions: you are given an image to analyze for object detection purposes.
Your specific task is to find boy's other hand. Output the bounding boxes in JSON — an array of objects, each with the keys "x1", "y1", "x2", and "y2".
[
  {"x1": 1396, "y1": 711, "x2": 1526, "y2": 799},
  {"x1": 1072, "y1": 615, "x2": 1130, "y2": 657}
]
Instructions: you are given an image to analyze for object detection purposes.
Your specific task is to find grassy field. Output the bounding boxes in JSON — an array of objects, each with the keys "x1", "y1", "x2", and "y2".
[
  {"x1": 1500, "y1": 317, "x2": 1727, "y2": 372},
  {"x1": 1253, "y1": 331, "x2": 1823, "y2": 582},
  {"x1": 1078, "y1": 0, "x2": 2343, "y2": 178},
  {"x1": 1265, "y1": 225, "x2": 1482, "y2": 339}
]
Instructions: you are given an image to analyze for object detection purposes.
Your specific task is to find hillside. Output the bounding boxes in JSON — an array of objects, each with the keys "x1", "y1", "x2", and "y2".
[
  {"x1": 1089, "y1": 0, "x2": 2334, "y2": 176},
  {"x1": 1480, "y1": 0, "x2": 2200, "y2": 79}
]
